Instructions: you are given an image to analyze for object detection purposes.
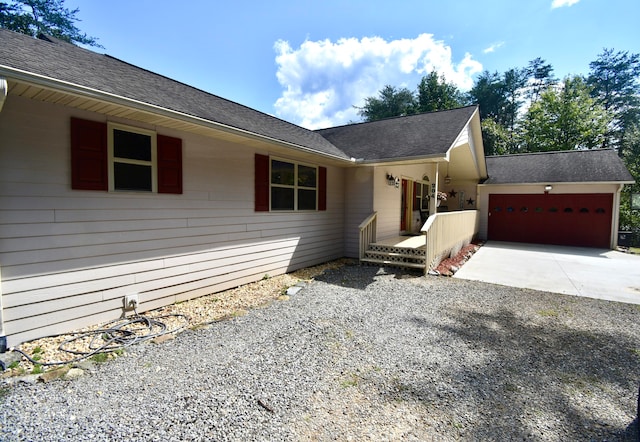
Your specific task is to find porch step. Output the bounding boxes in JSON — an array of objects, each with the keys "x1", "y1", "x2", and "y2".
[
  {"x1": 362, "y1": 242, "x2": 427, "y2": 270},
  {"x1": 364, "y1": 251, "x2": 426, "y2": 261},
  {"x1": 360, "y1": 257, "x2": 426, "y2": 270}
]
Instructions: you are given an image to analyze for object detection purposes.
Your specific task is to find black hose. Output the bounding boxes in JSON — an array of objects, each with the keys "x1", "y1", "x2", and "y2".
[{"x1": 10, "y1": 312, "x2": 189, "y2": 367}]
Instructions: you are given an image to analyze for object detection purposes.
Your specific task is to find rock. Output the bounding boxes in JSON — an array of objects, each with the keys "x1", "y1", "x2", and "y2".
[
  {"x1": 65, "y1": 368, "x2": 85, "y2": 380},
  {"x1": 39, "y1": 366, "x2": 70, "y2": 383},
  {"x1": 152, "y1": 334, "x2": 175, "y2": 344},
  {"x1": 0, "y1": 351, "x2": 22, "y2": 371},
  {"x1": 74, "y1": 360, "x2": 96, "y2": 371},
  {"x1": 286, "y1": 286, "x2": 302, "y2": 295},
  {"x1": 17, "y1": 374, "x2": 40, "y2": 385}
]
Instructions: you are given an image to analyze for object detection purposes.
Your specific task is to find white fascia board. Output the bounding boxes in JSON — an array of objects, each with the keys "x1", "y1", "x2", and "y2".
[
  {"x1": 478, "y1": 180, "x2": 636, "y2": 187},
  {"x1": 0, "y1": 65, "x2": 352, "y2": 164},
  {"x1": 0, "y1": 76, "x2": 7, "y2": 112}
]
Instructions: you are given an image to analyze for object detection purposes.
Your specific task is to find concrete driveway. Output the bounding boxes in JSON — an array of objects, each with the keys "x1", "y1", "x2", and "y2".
[{"x1": 454, "y1": 241, "x2": 640, "y2": 305}]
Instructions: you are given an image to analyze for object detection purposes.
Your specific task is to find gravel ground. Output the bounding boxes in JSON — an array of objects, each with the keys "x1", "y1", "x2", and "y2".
[{"x1": 1, "y1": 262, "x2": 639, "y2": 441}]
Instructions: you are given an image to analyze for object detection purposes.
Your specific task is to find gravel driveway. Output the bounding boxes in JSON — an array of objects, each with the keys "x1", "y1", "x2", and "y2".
[{"x1": 1, "y1": 263, "x2": 639, "y2": 441}]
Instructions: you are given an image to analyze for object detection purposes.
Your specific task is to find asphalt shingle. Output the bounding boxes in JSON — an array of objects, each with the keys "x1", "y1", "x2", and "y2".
[
  {"x1": 0, "y1": 30, "x2": 349, "y2": 160},
  {"x1": 484, "y1": 149, "x2": 635, "y2": 184},
  {"x1": 315, "y1": 106, "x2": 478, "y2": 161}
]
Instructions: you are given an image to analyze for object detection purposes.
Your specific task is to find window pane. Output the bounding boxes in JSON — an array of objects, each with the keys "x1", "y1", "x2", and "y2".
[
  {"x1": 298, "y1": 189, "x2": 317, "y2": 210},
  {"x1": 114, "y1": 129, "x2": 152, "y2": 161},
  {"x1": 298, "y1": 165, "x2": 317, "y2": 188},
  {"x1": 114, "y1": 162, "x2": 152, "y2": 191},
  {"x1": 271, "y1": 160, "x2": 294, "y2": 185},
  {"x1": 271, "y1": 187, "x2": 294, "y2": 210}
]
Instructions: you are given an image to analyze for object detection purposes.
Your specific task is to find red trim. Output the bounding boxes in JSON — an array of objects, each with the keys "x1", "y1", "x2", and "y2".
[
  {"x1": 157, "y1": 135, "x2": 183, "y2": 194},
  {"x1": 255, "y1": 154, "x2": 269, "y2": 211},
  {"x1": 400, "y1": 179, "x2": 408, "y2": 231},
  {"x1": 70, "y1": 117, "x2": 108, "y2": 191},
  {"x1": 318, "y1": 166, "x2": 327, "y2": 211}
]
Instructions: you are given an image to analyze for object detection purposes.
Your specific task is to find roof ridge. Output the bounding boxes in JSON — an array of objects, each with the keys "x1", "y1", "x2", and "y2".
[
  {"x1": 487, "y1": 148, "x2": 617, "y2": 159},
  {"x1": 315, "y1": 105, "x2": 478, "y2": 131}
]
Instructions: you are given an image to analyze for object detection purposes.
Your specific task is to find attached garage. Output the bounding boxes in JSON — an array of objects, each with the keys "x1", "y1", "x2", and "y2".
[
  {"x1": 478, "y1": 150, "x2": 635, "y2": 249},
  {"x1": 487, "y1": 193, "x2": 613, "y2": 248}
]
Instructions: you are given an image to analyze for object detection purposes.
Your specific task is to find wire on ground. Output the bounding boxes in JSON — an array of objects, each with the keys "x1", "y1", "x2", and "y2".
[{"x1": 10, "y1": 312, "x2": 190, "y2": 367}]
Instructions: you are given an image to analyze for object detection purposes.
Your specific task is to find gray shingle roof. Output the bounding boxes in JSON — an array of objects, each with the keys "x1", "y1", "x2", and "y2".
[
  {"x1": 315, "y1": 106, "x2": 478, "y2": 162},
  {"x1": 0, "y1": 29, "x2": 349, "y2": 160},
  {"x1": 484, "y1": 149, "x2": 635, "y2": 184}
]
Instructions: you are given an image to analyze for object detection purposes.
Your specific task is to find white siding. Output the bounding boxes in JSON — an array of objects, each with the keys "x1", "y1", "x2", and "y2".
[
  {"x1": 344, "y1": 167, "x2": 373, "y2": 257},
  {"x1": 452, "y1": 126, "x2": 470, "y2": 148},
  {"x1": 0, "y1": 96, "x2": 345, "y2": 346},
  {"x1": 372, "y1": 164, "x2": 436, "y2": 240}
]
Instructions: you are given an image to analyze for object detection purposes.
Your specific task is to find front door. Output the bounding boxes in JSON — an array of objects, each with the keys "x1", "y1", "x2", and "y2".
[{"x1": 401, "y1": 179, "x2": 408, "y2": 231}]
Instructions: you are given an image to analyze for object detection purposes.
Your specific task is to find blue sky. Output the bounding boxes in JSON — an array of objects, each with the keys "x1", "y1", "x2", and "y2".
[{"x1": 68, "y1": 0, "x2": 639, "y2": 129}]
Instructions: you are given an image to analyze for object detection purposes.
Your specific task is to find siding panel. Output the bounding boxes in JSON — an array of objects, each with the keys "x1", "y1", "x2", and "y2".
[{"x1": 0, "y1": 96, "x2": 345, "y2": 346}]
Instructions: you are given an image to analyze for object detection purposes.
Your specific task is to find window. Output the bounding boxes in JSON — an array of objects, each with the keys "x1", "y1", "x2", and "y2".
[
  {"x1": 109, "y1": 124, "x2": 156, "y2": 192},
  {"x1": 271, "y1": 159, "x2": 317, "y2": 211},
  {"x1": 413, "y1": 181, "x2": 430, "y2": 212},
  {"x1": 254, "y1": 154, "x2": 326, "y2": 212},
  {"x1": 70, "y1": 118, "x2": 182, "y2": 194}
]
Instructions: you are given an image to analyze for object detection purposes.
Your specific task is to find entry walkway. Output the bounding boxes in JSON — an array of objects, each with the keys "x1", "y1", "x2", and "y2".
[{"x1": 454, "y1": 241, "x2": 640, "y2": 305}]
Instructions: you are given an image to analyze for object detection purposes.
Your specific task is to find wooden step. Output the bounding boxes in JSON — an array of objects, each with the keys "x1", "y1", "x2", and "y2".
[
  {"x1": 360, "y1": 257, "x2": 426, "y2": 269},
  {"x1": 368, "y1": 244, "x2": 426, "y2": 255},
  {"x1": 364, "y1": 251, "x2": 426, "y2": 264}
]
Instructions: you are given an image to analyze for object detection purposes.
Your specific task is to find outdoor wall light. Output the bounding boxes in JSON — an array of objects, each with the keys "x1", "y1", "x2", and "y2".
[
  {"x1": 545, "y1": 185, "x2": 553, "y2": 191},
  {"x1": 386, "y1": 173, "x2": 400, "y2": 188}
]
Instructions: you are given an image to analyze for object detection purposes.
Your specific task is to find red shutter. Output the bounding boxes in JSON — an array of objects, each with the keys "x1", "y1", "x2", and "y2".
[
  {"x1": 157, "y1": 135, "x2": 183, "y2": 194},
  {"x1": 255, "y1": 154, "x2": 269, "y2": 211},
  {"x1": 318, "y1": 166, "x2": 327, "y2": 211},
  {"x1": 70, "y1": 117, "x2": 107, "y2": 191}
]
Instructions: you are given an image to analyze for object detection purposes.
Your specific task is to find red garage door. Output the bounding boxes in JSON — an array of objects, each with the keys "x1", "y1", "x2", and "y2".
[{"x1": 488, "y1": 193, "x2": 613, "y2": 248}]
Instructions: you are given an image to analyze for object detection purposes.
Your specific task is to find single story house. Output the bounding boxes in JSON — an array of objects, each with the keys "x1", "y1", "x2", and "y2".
[{"x1": 0, "y1": 30, "x2": 634, "y2": 346}]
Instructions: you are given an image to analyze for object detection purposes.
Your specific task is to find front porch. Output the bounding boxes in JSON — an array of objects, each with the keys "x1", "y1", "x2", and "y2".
[
  {"x1": 360, "y1": 235, "x2": 427, "y2": 270},
  {"x1": 359, "y1": 211, "x2": 479, "y2": 273}
]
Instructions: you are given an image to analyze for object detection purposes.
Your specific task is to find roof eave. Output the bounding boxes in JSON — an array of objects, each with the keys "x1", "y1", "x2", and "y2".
[
  {"x1": 479, "y1": 180, "x2": 636, "y2": 186},
  {"x1": 0, "y1": 66, "x2": 353, "y2": 164},
  {"x1": 444, "y1": 106, "x2": 488, "y2": 179},
  {"x1": 357, "y1": 153, "x2": 447, "y2": 166}
]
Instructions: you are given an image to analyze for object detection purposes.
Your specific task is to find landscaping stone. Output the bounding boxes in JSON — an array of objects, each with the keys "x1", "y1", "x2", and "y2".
[{"x1": 39, "y1": 366, "x2": 70, "y2": 383}]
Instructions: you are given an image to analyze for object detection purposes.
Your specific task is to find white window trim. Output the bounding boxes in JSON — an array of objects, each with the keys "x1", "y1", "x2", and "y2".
[
  {"x1": 269, "y1": 157, "x2": 318, "y2": 211},
  {"x1": 107, "y1": 122, "x2": 158, "y2": 193}
]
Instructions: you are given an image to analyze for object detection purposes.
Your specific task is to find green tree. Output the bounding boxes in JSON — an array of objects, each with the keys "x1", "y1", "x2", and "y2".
[
  {"x1": 0, "y1": 0, "x2": 100, "y2": 46},
  {"x1": 521, "y1": 76, "x2": 611, "y2": 151},
  {"x1": 416, "y1": 70, "x2": 466, "y2": 113},
  {"x1": 467, "y1": 69, "x2": 528, "y2": 154},
  {"x1": 525, "y1": 57, "x2": 556, "y2": 103},
  {"x1": 357, "y1": 85, "x2": 416, "y2": 122},
  {"x1": 467, "y1": 70, "x2": 506, "y2": 123},
  {"x1": 480, "y1": 117, "x2": 511, "y2": 156},
  {"x1": 618, "y1": 125, "x2": 640, "y2": 239},
  {"x1": 588, "y1": 48, "x2": 640, "y2": 156}
]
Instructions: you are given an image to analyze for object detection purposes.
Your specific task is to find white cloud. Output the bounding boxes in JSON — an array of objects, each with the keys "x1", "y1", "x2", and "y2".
[
  {"x1": 273, "y1": 34, "x2": 483, "y2": 129},
  {"x1": 551, "y1": 0, "x2": 580, "y2": 9},
  {"x1": 483, "y1": 41, "x2": 505, "y2": 54}
]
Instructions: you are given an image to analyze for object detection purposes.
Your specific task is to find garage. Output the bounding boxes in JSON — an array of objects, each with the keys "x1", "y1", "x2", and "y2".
[
  {"x1": 478, "y1": 149, "x2": 634, "y2": 249},
  {"x1": 487, "y1": 193, "x2": 613, "y2": 248}
]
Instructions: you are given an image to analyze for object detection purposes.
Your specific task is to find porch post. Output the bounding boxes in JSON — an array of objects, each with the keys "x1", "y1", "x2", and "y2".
[{"x1": 430, "y1": 163, "x2": 440, "y2": 216}]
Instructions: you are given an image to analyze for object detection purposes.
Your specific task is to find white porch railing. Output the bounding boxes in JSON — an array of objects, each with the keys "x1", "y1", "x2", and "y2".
[
  {"x1": 358, "y1": 212, "x2": 377, "y2": 260},
  {"x1": 421, "y1": 210, "x2": 479, "y2": 273}
]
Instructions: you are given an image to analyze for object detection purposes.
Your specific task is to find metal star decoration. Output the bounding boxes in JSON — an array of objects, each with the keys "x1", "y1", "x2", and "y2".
[
  {"x1": 467, "y1": 198, "x2": 475, "y2": 205},
  {"x1": 448, "y1": 189, "x2": 457, "y2": 197}
]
